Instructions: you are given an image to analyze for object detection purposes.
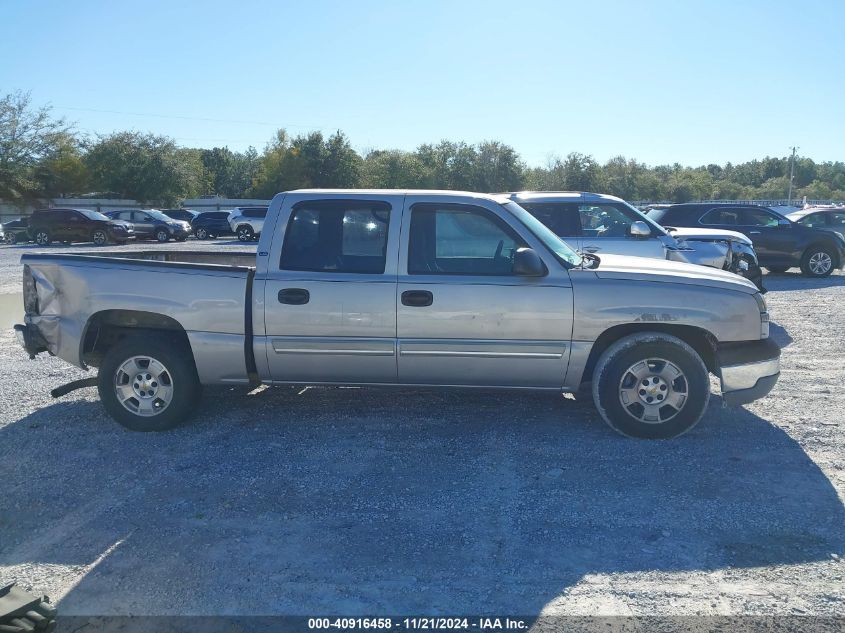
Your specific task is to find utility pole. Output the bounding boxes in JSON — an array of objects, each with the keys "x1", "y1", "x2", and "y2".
[{"x1": 787, "y1": 146, "x2": 798, "y2": 206}]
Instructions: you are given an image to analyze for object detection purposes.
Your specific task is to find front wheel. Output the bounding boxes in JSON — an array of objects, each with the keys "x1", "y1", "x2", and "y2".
[
  {"x1": 34, "y1": 230, "x2": 51, "y2": 246},
  {"x1": 800, "y1": 247, "x2": 835, "y2": 278},
  {"x1": 592, "y1": 333, "x2": 710, "y2": 439},
  {"x1": 155, "y1": 229, "x2": 170, "y2": 243},
  {"x1": 98, "y1": 336, "x2": 201, "y2": 431},
  {"x1": 194, "y1": 227, "x2": 208, "y2": 240},
  {"x1": 92, "y1": 229, "x2": 108, "y2": 246},
  {"x1": 237, "y1": 225, "x2": 254, "y2": 242}
]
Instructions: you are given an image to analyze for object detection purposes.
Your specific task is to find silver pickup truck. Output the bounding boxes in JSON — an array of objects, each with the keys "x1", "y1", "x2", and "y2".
[{"x1": 14, "y1": 190, "x2": 780, "y2": 439}]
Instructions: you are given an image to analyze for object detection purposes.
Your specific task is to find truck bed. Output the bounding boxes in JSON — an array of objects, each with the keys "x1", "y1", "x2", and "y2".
[{"x1": 21, "y1": 249, "x2": 256, "y2": 270}]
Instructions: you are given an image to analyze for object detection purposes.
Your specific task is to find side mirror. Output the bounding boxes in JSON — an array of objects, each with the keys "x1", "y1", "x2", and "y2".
[
  {"x1": 629, "y1": 220, "x2": 651, "y2": 238},
  {"x1": 513, "y1": 247, "x2": 547, "y2": 277}
]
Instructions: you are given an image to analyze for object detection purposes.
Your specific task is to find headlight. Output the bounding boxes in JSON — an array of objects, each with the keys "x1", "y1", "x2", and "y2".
[{"x1": 754, "y1": 292, "x2": 769, "y2": 339}]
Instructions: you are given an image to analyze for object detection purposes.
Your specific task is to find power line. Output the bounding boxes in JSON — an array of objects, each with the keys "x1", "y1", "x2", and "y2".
[{"x1": 54, "y1": 105, "x2": 328, "y2": 130}]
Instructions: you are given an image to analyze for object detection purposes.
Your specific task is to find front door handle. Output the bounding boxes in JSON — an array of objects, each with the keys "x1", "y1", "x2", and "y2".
[
  {"x1": 749, "y1": 230, "x2": 761, "y2": 235},
  {"x1": 401, "y1": 290, "x2": 434, "y2": 307},
  {"x1": 278, "y1": 288, "x2": 310, "y2": 305}
]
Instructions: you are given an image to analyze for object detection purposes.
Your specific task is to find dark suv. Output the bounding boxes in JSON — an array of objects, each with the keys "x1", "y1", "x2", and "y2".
[
  {"x1": 28, "y1": 208, "x2": 134, "y2": 246},
  {"x1": 648, "y1": 203, "x2": 845, "y2": 278},
  {"x1": 191, "y1": 211, "x2": 235, "y2": 240},
  {"x1": 106, "y1": 209, "x2": 191, "y2": 242}
]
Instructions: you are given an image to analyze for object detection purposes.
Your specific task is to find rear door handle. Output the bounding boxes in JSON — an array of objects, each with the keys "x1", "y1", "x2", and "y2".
[
  {"x1": 278, "y1": 288, "x2": 310, "y2": 305},
  {"x1": 401, "y1": 290, "x2": 433, "y2": 307}
]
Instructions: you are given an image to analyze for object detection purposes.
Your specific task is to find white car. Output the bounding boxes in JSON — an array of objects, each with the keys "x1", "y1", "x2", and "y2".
[{"x1": 227, "y1": 206, "x2": 269, "y2": 241}]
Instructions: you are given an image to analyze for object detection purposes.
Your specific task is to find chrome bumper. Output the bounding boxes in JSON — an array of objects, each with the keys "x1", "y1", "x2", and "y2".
[{"x1": 718, "y1": 338, "x2": 781, "y2": 406}]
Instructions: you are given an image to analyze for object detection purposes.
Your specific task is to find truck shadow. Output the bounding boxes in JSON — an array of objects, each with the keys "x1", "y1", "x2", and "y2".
[{"x1": 0, "y1": 388, "x2": 842, "y2": 616}]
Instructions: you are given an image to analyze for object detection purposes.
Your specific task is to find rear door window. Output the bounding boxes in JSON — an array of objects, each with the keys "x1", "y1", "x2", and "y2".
[{"x1": 280, "y1": 200, "x2": 391, "y2": 274}]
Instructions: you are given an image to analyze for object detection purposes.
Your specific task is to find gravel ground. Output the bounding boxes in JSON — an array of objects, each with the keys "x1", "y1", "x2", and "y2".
[{"x1": 0, "y1": 239, "x2": 843, "y2": 618}]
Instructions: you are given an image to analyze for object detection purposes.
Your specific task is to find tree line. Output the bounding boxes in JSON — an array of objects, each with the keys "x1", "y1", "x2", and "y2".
[{"x1": 2, "y1": 91, "x2": 844, "y2": 207}]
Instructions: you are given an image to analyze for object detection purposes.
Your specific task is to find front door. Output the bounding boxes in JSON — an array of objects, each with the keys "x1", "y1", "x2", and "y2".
[
  {"x1": 132, "y1": 211, "x2": 156, "y2": 238},
  {"x1": 396, "y1": 198, "x2": 573, "y2": 388},
  {"x1": 262, "y1": 195, "x2": 402, "y2": 384},
  {"x1": 577, "y1": 203, "x2": 665, "y2": 259}
]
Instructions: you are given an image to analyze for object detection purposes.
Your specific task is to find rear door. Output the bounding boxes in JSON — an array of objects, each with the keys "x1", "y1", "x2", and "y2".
[
  {"x1": 396, "y1": 198, "x2": 573, "y2": 388},
  {"x1": 262, "y1": 194, "x2": 401, "y2": 383}
]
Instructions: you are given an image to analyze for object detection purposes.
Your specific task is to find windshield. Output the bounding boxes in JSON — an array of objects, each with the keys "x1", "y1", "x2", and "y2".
[
  {"x1": 78, "y1": 209, "x2": 111, "y2": 222},
  {"x1": 501, "y1": 201, "x2": 582, "y2": 267},
  {"x1": 145, "y1": 210, "x2": 174, "y2": 222}
]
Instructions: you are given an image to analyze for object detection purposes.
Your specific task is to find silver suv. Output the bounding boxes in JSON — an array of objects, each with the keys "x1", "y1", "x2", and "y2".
[{"x1": 227, "y1": 206, "x2": 268, "y2": 241}]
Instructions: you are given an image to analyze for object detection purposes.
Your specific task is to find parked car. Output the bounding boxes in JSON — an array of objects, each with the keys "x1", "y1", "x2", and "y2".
[
  {"x1": 106, "y1": 209, "x2": 191, "y2": 242},
  {"x1": 227, "y1": 206, "x2": 269, "y2": 241},
  {"x1": 786, "y1": 207, "x2": 845, "y2": 242},
  {"x1": 28, "y1": 208, "x2": 135, "y2": 246},
  {"x1": 510, "y1": 192, "x2": 764, "y2": 290},
  {"x1": 160, "y1": 208, "x2": 199, "y2": 223},
  {"x1": 16, "y1": 189, "x2": 778, "y2": 440},
  {"x1": 2, "y1": 218, "x2": 32, "y2": 244},
  {"x1": 647, "y1": 203, "x2": 845, "y2": 277},
  {"x1": 191, "y1": 211, "x2": 235, "y2": 239}
]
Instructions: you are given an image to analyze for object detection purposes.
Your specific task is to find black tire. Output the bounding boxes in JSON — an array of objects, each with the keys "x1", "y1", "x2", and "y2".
[
  {"x1": 34, "y1": 230, "x2": 51, "y2": 246},
  {"x1": 800, "y1": 246, "x2": 835, "y2": 278},
  {"x1": 237, "y1": 225, "x2": 254, "y2": 242},
  {"x1": 91, "y1": 229, "x2": 108, "y2": 246},
  {"x1": 194, "y1": 227, "x2": 209, "y2": 240},
  {"x1": 155, "y1": 229, "x2": 170, "y2": 243},
  {"x1": 97, "y1": 335, "x2": 201, "y2": 431},
  {"x1": 592, "y1": 333, "x2": 710, "y2": 439},
  {"x1": 765, "y1": 265, "x2": 790, "y2": 274}
]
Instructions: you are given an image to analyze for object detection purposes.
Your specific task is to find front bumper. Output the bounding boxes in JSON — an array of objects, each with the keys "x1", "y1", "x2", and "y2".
[
  {"x1": 717, "y1": 338, "x2": 781, "y2": 406},
  {"x1": 14, "y1": 323, "x2": 48, "y2": 359}
]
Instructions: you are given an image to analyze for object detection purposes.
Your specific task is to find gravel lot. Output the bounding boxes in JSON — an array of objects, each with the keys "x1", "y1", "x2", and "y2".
[{"x1": 0, "y1": 238, "x2": 843, "y2": 618}]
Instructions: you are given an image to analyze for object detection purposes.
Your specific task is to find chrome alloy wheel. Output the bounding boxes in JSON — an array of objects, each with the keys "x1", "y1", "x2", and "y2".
[
  {"x1": 114, "y1": 356, "x2": 174, "y2": 417},
  {"x1": 808, "y1": 251, "x2": 833, "y2": 275},
  {"x1": 618, "y1": 358, "x2": 688, "y2": 424}
]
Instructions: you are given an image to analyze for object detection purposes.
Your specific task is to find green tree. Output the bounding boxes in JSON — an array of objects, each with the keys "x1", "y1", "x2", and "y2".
[
  {"x1": 85, "y1": 132, "x2": 202, "y2": 205},
  {"x1": 0, "y1": 91, "x2": 74, "y2": 204}
]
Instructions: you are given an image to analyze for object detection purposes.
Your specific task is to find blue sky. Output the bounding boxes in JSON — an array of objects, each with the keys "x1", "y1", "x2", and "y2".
[{"x1": 2, "y1": 0, "x2": 842, "y2": 167}]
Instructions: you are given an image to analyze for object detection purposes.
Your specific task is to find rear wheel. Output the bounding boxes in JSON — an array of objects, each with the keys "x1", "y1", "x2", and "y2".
[
  {"x1": 592, "y1": 333, "x2": 710, "y2": 439},
  {"x1": 98, "y1": 336, "x2": 201, "y2": 431},
  {"x1": 766, "y1": 265, "x2": 790, "y2": 274},
  {"x1": 237, "y1": 225, "x2": 254, "y2": 242},
  {"x1": 34, "y1": 230, "x2": 51, "y2": 246},
  {"x1": 800, "y1": 247, "x2": 835, "y2": 277}
]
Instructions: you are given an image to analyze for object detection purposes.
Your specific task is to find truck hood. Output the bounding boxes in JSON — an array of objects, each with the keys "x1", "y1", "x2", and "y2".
[
  {"x1": 665, "y1": 226, "x2": 753, "y2": 245},
  {"x1": 591, "y1": 253, "x2": 758, "y2": 293}
]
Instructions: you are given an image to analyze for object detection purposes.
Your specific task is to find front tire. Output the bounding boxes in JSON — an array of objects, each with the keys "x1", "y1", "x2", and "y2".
[
  {"x1": 34, "y1": 230, "x2": 51, "y2": 246},
  {"x1": 194, "y1": 227, "x2": 209, "y2": 240},
  {"x1": 155, "y1": 229, "x2": 170, "y2": 243},
  {"x1": 92, "y1": 229, "x2": 108, "y2": 246},
  {"x1": 592, "y1": 333, "x2": 710, "y2": 439},
  {"x1": 800, "y1": 247, "x2": 835, "y2": 277},
  {"x1": 98, "y1": 335, "x2": 201, "y2": 431},
  {"x1": 237, "y1": 225, "x2": 254, "y2": 242}
]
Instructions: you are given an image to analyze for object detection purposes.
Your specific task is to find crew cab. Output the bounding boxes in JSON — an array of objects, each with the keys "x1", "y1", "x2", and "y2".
[
  {"x1": 509, "y1": 192, "x2": 764, "y2": 290},
  {"x1": 648, "y1": 203, "x2": 845, "y2": 277},
  {"x1": 15, "y1": 190, "x2": 780, "y2": 439}
]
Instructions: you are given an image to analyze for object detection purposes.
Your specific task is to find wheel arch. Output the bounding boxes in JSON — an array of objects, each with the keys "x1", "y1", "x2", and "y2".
[
  {"x1": 579, "y1": 323, "x2": 718, "y2": 387},
  {"x1": 803, "y1": 241, "x2": 841, "y2": 268},
  {"x1": 81, "y1": 309, "x2": 194, "y2": 370}
]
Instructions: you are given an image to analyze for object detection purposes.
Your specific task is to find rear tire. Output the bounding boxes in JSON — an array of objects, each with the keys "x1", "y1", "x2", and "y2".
[
  {"x1": 766, "y1": 265, "x2": 790, "y2": 274},
  {"x1": 237, "y1": 225, "x2": 254, "y2": 242},
  {"x1": 800, "y1": 247, "x2": 835, "y2": 278},
  {"x1": 98, "y1": 335, "x2": 201, "y2": 431},
  {"x1": 592, "y1": 333, "x2": 710, "y2": 439},
  {"x1": 34, "y1": 230, "x2": 51, "y2": 246}
]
